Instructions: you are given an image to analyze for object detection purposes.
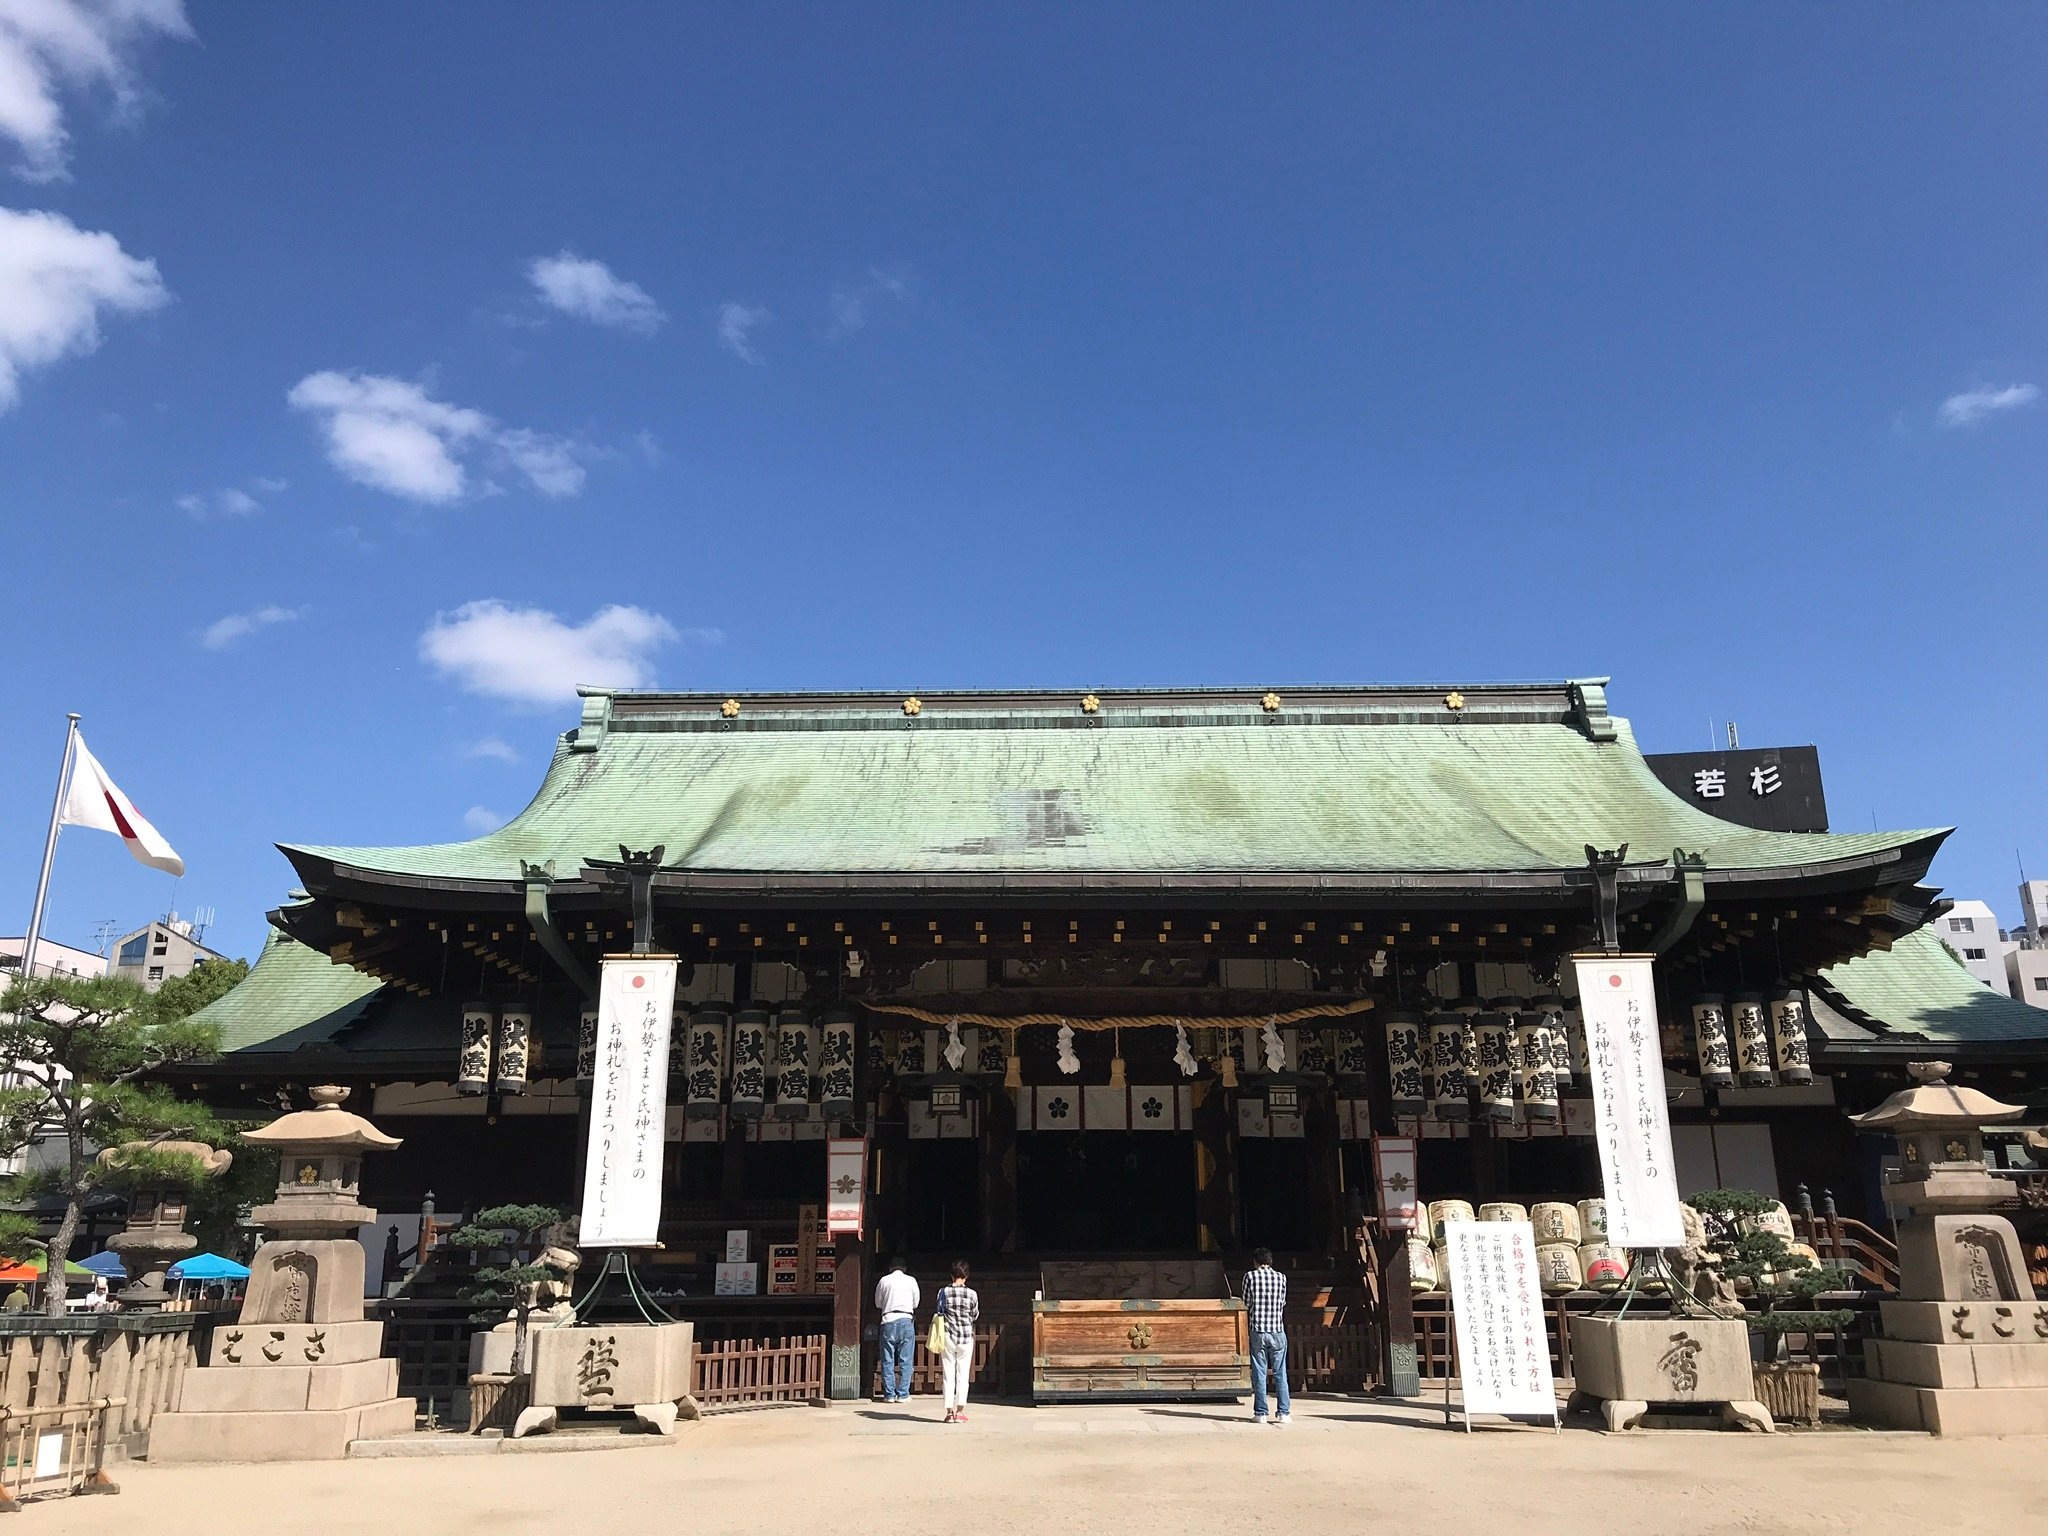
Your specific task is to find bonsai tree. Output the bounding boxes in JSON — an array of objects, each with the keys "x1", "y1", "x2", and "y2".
[
  {"x1": 1683, "y1": 1188, "x2": 1855, "y2": 1340},
  {"x1": 0, "y1": 973, "x2": 224, "y2": 1317},
  {"x1": 445, "y1": 1204, "x2": 579, "y2": 1373}
]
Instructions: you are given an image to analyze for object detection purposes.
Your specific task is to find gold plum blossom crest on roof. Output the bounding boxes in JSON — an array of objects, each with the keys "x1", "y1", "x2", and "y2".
[
  {"x1": 1080, "y1": 694, "x2": 1101, "y2": 714},
  {"x1": 720, "y1": 698, "x2": 741, "y2": 718},
  {"x1": 1444, "y1": 691, "x2": 1466, "y2": 712},
  {"x1": 902, "y1": 697, "x2": 922, "y2": 717},
  {"x1": 1260, "y1": 692, "x2": 1281, "y2": 713}
]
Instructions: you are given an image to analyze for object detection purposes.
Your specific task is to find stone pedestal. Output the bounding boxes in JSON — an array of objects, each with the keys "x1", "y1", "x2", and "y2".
[
  {"x1": 512, "y1": 1321, "x2": 698, "y2": 1438},
  {"x1": 1566, "y1": 1316, "x2": 1773, "y2": 1433},
  {"x1": 147, "y1": 1088, "x2": 415, "y2": 1462}
]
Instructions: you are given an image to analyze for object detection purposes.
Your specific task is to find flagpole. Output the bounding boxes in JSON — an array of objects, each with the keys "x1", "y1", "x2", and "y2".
[{"x1": 20, "y1": 715, "x2": 80, "y2": 985}]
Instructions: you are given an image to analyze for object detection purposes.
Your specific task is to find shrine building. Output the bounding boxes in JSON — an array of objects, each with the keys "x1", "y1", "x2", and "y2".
[{"x1": 177, "y1": 680, "x2": 2048, "y2": 1400}]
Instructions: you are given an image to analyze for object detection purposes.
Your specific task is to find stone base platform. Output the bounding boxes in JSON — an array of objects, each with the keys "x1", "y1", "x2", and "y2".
[
  {"x1": 1846, "y1": 1378, "x2": 2048, "y2": 1437},
  {"x1": 148, "y1": 1395, "x2": 416, "y2": 1463}
]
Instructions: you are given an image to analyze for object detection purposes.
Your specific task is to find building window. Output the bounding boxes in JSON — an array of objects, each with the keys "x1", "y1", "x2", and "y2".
[
  {"x1": 2035, "y1": 977, "x2": 2048, "y2": 993},
  {"x1": 1964, "y1": 948, "x2": 1987, "y2": 961},
  {"x1": 1949, "y1": 916, "x2": 1974, "y2": 933},
  {"x1": 146, "y1": 965, "x2": 163, "y2": 982}
]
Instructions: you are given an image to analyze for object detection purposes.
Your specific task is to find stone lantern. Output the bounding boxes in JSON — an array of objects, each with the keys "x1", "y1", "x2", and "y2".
[
  {"x1": 100, "y1": 1140, "x2": 232, "y2": 1309},
  {"x1": 148, "y1": 1086, "x2": 416, "y2": 1462},
  {"x1": 1845, "y1": 1062, "x2": 2048, "y2": 1435}
]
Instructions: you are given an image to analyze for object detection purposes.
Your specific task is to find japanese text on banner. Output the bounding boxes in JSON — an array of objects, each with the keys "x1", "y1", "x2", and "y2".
[
  {"x1": 1571, "y1": 953, "x2": 1686, "y2": 1248},
  {"x1": 1443, "y1": 1220, "x2": 1555, "y2": 1419},
  {"x1": 579, "y1": 956, "x2": 679, "y2": 1247}
]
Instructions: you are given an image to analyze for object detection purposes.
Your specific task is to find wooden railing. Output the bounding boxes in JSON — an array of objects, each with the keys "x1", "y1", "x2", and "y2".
[
  {"x1": 1289, "y1": 1321, "x2": 1379, "y2": 1393},
  {"x1": 1412, "y1": 1291, "x2": 1878, "y2": 1392},
  {"x1": 1794, "y1": 1200, "x2": 1899, "y2": 1293},
  {"x1": 692, "y1": 1334, "x2": 827, "y2": 1411},
  {"x1": 0, "y1": 1397, "x2": 121, "y2": 1509},
  {"x1": 0, "y1": 1315, "x2": 204, "y2": 1455}
]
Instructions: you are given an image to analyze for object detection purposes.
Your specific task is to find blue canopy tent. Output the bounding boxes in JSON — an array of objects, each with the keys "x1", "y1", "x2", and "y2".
[
  {"x1": 77, "y1": 1252, "x2": 125, "y2": 1280},
  {"x1": 167, "y1": 1254, "x2": 250, "y2": 1283}
]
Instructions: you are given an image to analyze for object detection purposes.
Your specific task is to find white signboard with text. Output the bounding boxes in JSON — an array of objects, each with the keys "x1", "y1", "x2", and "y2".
[
  {"x1": 1571, "y1": 953, "x2": 1686, "y2": 1248},
  {"x1": 579, "y1": 955, "x2": 680, "y2": 1247},
  {"x1": 1442, "y1": 1219, "x2": 1557, "y2": 1423},
  {"x1": 825, "y1": 1137, "x2": 867, "y2": 1235}
]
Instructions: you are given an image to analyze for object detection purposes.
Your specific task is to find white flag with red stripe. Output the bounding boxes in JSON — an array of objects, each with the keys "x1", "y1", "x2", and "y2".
[{"x1": 59, "y1": 736, "x2": 184, "y2": 877}]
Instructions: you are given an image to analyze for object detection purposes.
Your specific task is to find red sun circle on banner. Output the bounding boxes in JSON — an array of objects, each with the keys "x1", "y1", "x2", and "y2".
[
  {"x1": 1607, "y1": 974, "x2": 1623, "y2": 987},
  {"x1": 632, "y1": 975, "x2": 646, "y2": 988}
]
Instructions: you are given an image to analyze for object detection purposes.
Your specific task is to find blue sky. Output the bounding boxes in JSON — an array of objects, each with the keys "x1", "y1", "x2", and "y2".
[{"x1": 3, "y1": 4, "x2": 2044, "y2": 961}]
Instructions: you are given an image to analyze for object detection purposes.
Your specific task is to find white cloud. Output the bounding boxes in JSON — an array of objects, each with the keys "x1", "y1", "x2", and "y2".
[
  {"x1": 419, "y1": 599, "x2": 691, "y2": 707},
  {"x1": 718, "y1": 300, "x2": 770, "y2": 364},
  {"x1": 0, "y1": 205, "x2": 166, "y2": 410},
  {"x1": 497, "y1": 427, "x2": 584, "y2": 497},
  {"x1": 176, "y1": 483, "x2": 267, "y2": 519},
  {"x1": 252, "y1": 475, "x2": 287, "y2": 493},
  {"x1": 464, "y1": 735, "x2": 521, "y2": 764},
  {"x1": 826, "y1": 265, "x2": 914, "y2": 338},
  {"x1": 286, "y1": 369, "x2": 584, "y2": 503},
  {"x1": 463, "y1": 805, "x2": 504, "y2": 833},
  {"x1": 0, "y1": 0, "x2": 189, "y2": 182},
  {"x1": 526, "y1": 252, "x2": 664, "y2": 335},
  {"x1": 1937, "y1": 383, "x2": 2039, "y2": 428},
  {"x1": 199, "y1": 603, "x2": 298, "y2": 650}
]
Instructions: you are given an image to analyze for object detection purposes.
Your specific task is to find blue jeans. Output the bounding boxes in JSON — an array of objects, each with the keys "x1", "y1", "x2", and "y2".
[
  {"x1": 879, "y1": 1317, "x2": 915, "y2": 1400},
  {"x1": 1251, "y1": 1330, "x2": 1290, "y2": 1418}
]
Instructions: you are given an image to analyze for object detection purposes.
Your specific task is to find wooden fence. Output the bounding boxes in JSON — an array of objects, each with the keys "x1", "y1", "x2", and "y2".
[
  {"x1": 0, "y1": 1315, "x2": 203, "y2": 1455},
  {"x1": 692, "y1": 1334, "x2": 827, "y2": 1412},
  {"x1": 1288, "y1": 1322, "x2": 1379, "y2": 1392},
  {"x1": 1411, "y1": 1292, "x2": 1877, "y2": 1391}
]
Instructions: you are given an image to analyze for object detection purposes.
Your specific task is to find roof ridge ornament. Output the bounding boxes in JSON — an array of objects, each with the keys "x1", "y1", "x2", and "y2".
[
  {"x1": 571, "y1": 689, "x2": 611, "y2": 753},
  {"x1": 1585, "y1": 843, "x2": 1630, "y2": 953},
  {"x1": 1568, "y1": 678, "x2": 1618, "y2": 742}
]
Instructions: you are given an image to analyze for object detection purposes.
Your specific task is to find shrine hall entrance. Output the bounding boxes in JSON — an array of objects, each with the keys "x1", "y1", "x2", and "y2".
[{"x1": 1016, "y1": 1131, "x2": 1198, "y2": 1251}]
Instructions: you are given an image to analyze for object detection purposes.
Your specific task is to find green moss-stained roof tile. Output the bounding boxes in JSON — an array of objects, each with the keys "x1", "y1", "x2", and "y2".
[
  {"x1": 191, "y1": 925, "x2": 383, "y2": 1055},
  {"x1": 1815, "y1": 927, "x2": 2048, "y2": 1046},
  {"x1": 285, "y1": 691, "x2": 1940, "y2": 885}
]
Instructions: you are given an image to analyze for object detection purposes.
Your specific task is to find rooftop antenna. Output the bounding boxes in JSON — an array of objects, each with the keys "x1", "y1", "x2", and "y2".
[
  {"x1": 190, "y1": 906, "x2": 215, "y2": 945},
  {"x1": 1726, "y1": 721, "x2": 1739, "y2": 750},
  {"x1": 89, "y1": 919, "x2": 118, "y2": 956}
]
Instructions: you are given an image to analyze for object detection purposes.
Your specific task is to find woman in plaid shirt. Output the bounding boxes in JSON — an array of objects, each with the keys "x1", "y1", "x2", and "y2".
[{"x1": 936, "y1": 1259, "x2": 980, "y2": 1422}]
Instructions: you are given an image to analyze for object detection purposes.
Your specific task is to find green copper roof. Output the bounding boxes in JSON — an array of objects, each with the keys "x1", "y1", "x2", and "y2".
[
  {"x1": 284, "y1": 684, "x2": 1940, "y2": 886},
  {"x1": 191, "y1": 924, "x2": 383, "y2": 1054},
  {"x1": 1815, "y1": 927, "x2": 2048, "y2": 1046}
]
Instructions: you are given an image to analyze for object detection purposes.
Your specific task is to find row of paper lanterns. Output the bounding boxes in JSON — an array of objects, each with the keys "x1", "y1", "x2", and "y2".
[{"x1": 455, "y1": 987, "x2": 1814, "y2": 1110}]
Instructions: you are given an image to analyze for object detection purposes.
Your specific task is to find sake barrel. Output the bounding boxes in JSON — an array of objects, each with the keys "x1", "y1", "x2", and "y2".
[
  {"x1": 1778, "y1": 1240, "x2": 1823, "y2": 1289},
  {"x1": 1427, "y1": 1198, "x2": 1475, "y2": 1243},
  {"x1": 1404, "y1": 1235, "x2": 1440, "y2": 1294},
  {"x1": 1578, "y1": 1243, "x2": 1629, "y2": 1292},
  {"x1": 1478, "y1": 1201, "x2": 1528, "y2": 1225},
  {"x1": 1744, "y1": 1200, "x2": 1796, "y2": 1242},
  {"x1": 1530, "y1": 1201, "x2": 1582, "y2": 1245},
  {"x1": 1577, "y1": 1198, "x2": 1609, "y2": 1244},
  {"x1": 1431, "y1": 1244, "x2": 1451, "y2": 1292},
  {"x1": 1535, "y1": 1242, "x2": 1584, "y2": 1295}
]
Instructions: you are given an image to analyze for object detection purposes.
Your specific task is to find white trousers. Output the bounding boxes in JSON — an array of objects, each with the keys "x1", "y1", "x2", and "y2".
[{"x1": 941, "y1": 1341, "x2": 974, "y2": 1410}]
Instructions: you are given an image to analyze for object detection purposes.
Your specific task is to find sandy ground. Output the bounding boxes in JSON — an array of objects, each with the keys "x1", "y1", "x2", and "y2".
[{"x1": 32, "y1": 1395, "x2": 2048, "y2": 1536}]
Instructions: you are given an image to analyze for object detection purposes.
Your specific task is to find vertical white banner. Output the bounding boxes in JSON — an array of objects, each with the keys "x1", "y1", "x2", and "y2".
[
  {"x1": 1571, "y1": 953, "x2": 1686, "y2": 1248},
  {"x1": 579, "y1": 955, "x2": 679, "y2": 1247},
  {"x1": 1443, "y1": 1220, "x2": 1556, "y2": 1420},
  {"x1": 825, "y1": 1136, "x2": 867, "y2": 1234}
]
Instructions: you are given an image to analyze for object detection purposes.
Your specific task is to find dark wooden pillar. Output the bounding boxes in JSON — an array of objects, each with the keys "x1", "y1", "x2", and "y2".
[
  {"x1": 829, "y1": 1231, "x2": 865, "y2": 1400},
  {"x1": 1304, "y1": 1088, "x2": 1343, "y2": 1256},
  {"x1": 1193, "y1": 1079, "x2": 1238, "y2": 1252},
  {"x1": 1360, "y1": 996, "x2": 1420, "y2": 1396},
  {"x1": 981, "y1": 1086, "x2": 1019, "y2": 1252}
]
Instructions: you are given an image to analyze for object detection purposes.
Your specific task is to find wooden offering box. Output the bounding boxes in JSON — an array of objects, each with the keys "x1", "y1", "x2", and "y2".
[{"x1": 1031, "y1": 1260, "x2": 1250, "y2": 1403}]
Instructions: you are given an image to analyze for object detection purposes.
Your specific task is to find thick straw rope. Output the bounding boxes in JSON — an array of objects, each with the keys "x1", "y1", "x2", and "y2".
[{"x1": 859, "y1": 997, "x2": 1375, "y2": 1030}]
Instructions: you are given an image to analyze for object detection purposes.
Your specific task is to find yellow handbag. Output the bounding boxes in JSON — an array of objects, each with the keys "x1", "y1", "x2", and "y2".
[{"x1": 927, "y1": 1311, "x2": 947, "y2": 1355}]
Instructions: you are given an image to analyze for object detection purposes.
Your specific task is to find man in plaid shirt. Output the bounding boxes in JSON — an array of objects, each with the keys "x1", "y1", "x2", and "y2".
[{"x1": 1241, "y1": 1248, "x2": 1290, "y2": 1425}]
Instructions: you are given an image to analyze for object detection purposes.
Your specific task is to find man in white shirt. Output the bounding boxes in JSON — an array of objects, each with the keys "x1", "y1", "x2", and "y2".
[{"x1": 873, "y1": 1258, "x2": 920, "y2": 1403}]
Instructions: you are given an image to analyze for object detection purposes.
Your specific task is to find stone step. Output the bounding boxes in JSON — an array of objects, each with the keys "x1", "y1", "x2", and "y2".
[
  {"x1": 147, "y1": 1396, "x2": 416, "y2": 1463},
  {"x1": 178, "y1": 1356, "x2": 399, "y2": 1414}
]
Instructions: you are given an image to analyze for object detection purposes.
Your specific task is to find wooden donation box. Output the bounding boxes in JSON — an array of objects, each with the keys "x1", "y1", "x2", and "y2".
[{"x1": 1031, "y1": 1260, "x2": 1250, "y2": 1403}]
